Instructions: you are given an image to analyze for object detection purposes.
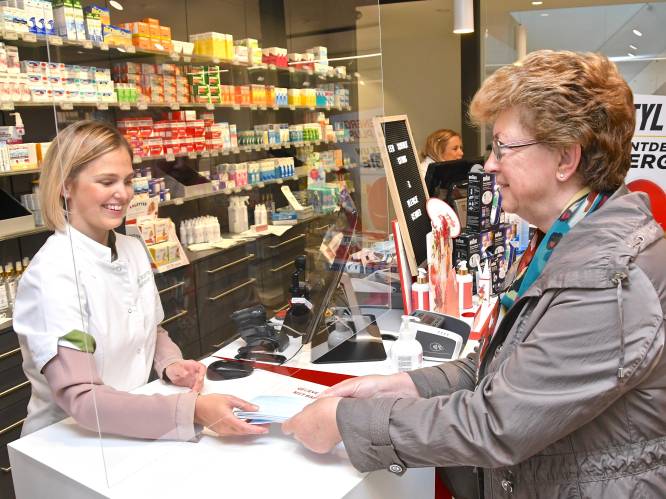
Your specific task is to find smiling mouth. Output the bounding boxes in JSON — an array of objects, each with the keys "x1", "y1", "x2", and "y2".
[{"x1": 102, "y1": 203, "x2": 124, "y2": 213}]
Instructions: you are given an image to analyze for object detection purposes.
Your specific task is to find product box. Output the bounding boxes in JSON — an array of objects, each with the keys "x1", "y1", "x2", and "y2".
[
  {"x1": 454, "y1": 232, "x2": 481, "y2": 275},
  {"x1": 466, "y1": 172, "x2": 495, "y2": 231},
  {"x1": 488, "y1": 254, "x2": 508, "y2": 296}
]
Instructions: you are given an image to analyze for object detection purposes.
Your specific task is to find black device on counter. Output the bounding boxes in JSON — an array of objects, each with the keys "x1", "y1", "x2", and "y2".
[
  {"x1": 410, "y1": 310, "x2": 471, "y2": 362},
  {"x1": 281, "y1": 190, "x2": 386, "y2": 364},
  {"x1": 231, "y1": 304, "x2": 289, "y2": 363},
  {"x1": 206, "y1": 359, "x2": 254, "y2": 381}
]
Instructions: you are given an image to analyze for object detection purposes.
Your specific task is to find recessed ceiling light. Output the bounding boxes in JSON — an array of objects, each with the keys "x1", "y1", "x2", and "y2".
[
  {"x1": 629, "y1": 44, "x2": 637, "y2": 50},
  {"x1": 109, "y1": 0, "x2": 123, "y2": 10},
  {"x1": 633, "y1": 29, "x2": 642, "y2": 36},
  {"x1": 540, "y1": 13, "x2": 549, "y2": 17},
  {"x1": 627, "y1": 52, "x2": 635, "y2": 57},
  {"x1": 531, "y1": 1, "x2": 543, "y2": 5}
]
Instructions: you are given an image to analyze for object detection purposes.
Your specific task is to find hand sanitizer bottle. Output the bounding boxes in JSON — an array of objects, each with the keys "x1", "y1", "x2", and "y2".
[{"x1": 391, "y1": 315, "x2": 423, "y2": 372}]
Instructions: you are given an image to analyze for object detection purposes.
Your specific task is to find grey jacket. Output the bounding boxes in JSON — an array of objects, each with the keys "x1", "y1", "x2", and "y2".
[{"x1": 337, "y1": 186, "x2": 666, "y2": 498}]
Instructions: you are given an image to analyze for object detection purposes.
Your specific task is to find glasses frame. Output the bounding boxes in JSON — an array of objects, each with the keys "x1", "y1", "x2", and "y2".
[{"x1": 492, "y1": 137, "x2": 542, "y2": 162}]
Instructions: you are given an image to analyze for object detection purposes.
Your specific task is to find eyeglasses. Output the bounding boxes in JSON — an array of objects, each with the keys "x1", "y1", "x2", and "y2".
[{"x1": 492, "y1": 137, "x2": 542, "y2": 162}]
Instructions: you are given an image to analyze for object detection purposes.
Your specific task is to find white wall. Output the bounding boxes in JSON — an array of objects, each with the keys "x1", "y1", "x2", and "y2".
[{"x1": 378, "y1": 0, "x2": 462, "y2": 156}]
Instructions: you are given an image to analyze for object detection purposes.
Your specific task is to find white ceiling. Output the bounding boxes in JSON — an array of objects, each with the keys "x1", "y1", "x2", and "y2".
[{"x1": 484, "y1": 1, "x2": 666, "y2": 93}]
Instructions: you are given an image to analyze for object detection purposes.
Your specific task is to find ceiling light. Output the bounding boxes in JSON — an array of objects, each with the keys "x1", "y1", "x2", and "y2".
[
  {"x1": 627, "y1": 52, "x2": 635, "y2": 57},
  {"x1": 531, "y1": 1, "x2": 543, "y2": 5},
  {"x1": 453, "y1": 0, "x2": 474, "y2": 34},
  {"x1": 109, "y1": 0, "x2": 123, "y2": 10},
  {"x1": 633, "y1": 29, "x2": 642, "y2": 37},
  {"x1": 540, "y1": 13, "x2": 549, "y2": 17},
  {"x1": 629, "y1": 44, "x2": 637, "y2": 50}
]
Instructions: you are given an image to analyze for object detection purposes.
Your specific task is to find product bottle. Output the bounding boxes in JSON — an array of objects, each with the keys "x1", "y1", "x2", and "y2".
[
  {"x1": 179, "y1": 220, "x2": 188, "y2": 246},
  {"x1": 478, "y1": 260, "x2": 491, "y2": 302},
  {"x1": 0, "y1": 266, "x2": 10, "y2": 319},
  {"x1": 456, "y1": 261, "x2": 474, "y2": 311},
  {"x1": 4, "y1": 263, "x2": 17, "y2": 313},
  {"x1": 391, "y1": 315, "x2": 423, "y2": 372},
  {"x1": 254, "y1": 203, "x2": 262, "y2": 228},
  {"x1": 239, "y1": 196, "x2": 249, "y2": 232},
  {"x1": 22, "y1": 257, "x2": 30, "y2": 270},
  {"x1": 410, "y1": 268, "x2": 430, "y2": 312}
]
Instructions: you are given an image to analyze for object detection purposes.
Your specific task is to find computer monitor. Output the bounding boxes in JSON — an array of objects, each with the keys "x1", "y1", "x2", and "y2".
[
  {"x1": 280, "y1": 189, "x2": 387, "y2": 364},
  {"x1": 424, "y1": 157, "x2": 485, "y2": 197}
]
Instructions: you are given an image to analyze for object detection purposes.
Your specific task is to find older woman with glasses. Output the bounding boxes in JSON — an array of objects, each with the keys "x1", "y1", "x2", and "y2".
[{"x1": 282, "y1": 50, "x2": 666, "y2": 498}]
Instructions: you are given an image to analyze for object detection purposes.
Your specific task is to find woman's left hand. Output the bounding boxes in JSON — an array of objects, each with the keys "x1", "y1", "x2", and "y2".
[
  {"x1": 165, "y1": 360, "x2": 206, "y2": 392},
  {"x1": 282, "y1": 397, "x2": 342, "y2": 453}
]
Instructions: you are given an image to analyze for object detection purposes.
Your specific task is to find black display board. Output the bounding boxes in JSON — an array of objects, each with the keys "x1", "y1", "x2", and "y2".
[{"x1": 373, "y1": 115, "x2": 430, "y2": 276}]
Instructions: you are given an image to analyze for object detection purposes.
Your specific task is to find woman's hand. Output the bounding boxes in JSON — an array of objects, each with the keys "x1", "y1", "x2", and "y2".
[
  {"x1": 195, "y1": 394, "x2": 269, "y2": 436},
  {"x1": 282, "y1": 397, "x2": 342, "y2": 453},
  {"x1": 165, "y1": 360, "x2": 206, "y2": 393},
  {"x1": 318, "y1": 372, "x2": 420, "y2": 399}
]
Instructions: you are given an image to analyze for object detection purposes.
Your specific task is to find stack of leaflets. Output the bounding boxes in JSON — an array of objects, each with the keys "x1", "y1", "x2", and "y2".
[{"x1": 234, "y1": 395, "x2": 315, "y2": 424}]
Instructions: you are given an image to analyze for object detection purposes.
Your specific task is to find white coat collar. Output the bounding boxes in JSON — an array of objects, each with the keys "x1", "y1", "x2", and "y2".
[{"x1": 57, "y1": 224, "x2": 115, "y2": 263}]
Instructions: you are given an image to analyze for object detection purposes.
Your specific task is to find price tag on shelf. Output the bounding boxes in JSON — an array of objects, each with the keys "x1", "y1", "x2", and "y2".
[
  {"x1": 100, "y1": 43, "x2": 109, "y2": 51},
  {"x1": 250, "y1": 105, "x2": 257, "y2": 110},
  {"x1": 257, "y1": 182, "x2": 265, "y2": 188},
  {"x1": 201, "y1": 151, "x2": 210, "y2": 158},
  {"x1": 289, "y1": 106, "x2": 296, "y2": 111},
  {"x1": 205, "y1": 103, "x2": 215, "y2": 111},
  {"x1": 4, "y1": 30, "x2": 18, "y2": 40},
  {"x1": 277, "y1": 179, "x2": 283, "y2": 184},
  {"x1": 96, "y1": 103, "x2": 109, "y2": 110},
  {"x1": 119, "y1": 103, "x2": 131, "y2": 111},
  {"x1": 233, "y1": 188, "x2": 241, "y2": 194},
  {"x1": 60, "y1": 102, "x2": 74, "y2": 110},
  {"x1": 169, "y1": 102, "x2": 180, "y2": 110},
  {"x1": 183, "y1": 56, "x2": 191, "y2": 63},
  {"x1": 233, "y1": 104, "x2": 240, "y2": 111},
  {"x1": 126, "y1": 45, "x2": 136, "y2": 53},
  {"x1": 222, "y1": 188, "x2": 232, "y2": 195},
  {"x1": 132, "y1": 156, "x2": 143, "y2": 164},
  {"x1": 173, "y1": 198, "x2": 184, "y2": 206},
  {"x1": 212, "y1": 58, "x2": 220, "y2": 64},
  {"x1": 0, "y1": 103, "x2": 15, "y2": 111},
  {"x1": 187, "y1": 152, "x2": 198, "y2": 159},
  {"x1": 254, "y1": 146, "x2": 262, "y2": 152},
  {"x1": 325, "y1": 105, "x2": 331, "y2": 111},
  {"x1": 82, "y1": 40, "x2": 93, "y2": 49},
  {"x1": 169, "y1": 52, "x2": 179, "y2": 61},
  {"x1": 166, "y1": 153, "x2": 176, "y2": 162},
  {"x1": 314, "y1": 140, "x2": 321, "y2": 146},
  {"x1": 21, "y1": 33, "x2": 37, "y2": 42},
  {"x1": 137, "y1": 102, "x2": 148, "y2": 111},
  {"x1": 259, "y1": 106, "x2": 267, "y2": 111},
  {"x1": 47, "y1": 35, "x2": 63, "y2": 46},
  {"x1": 272, "y1": 107, "x2": 279, "y2": 111},
  {"x1": 233, "y1": 148, "x2": 240, "y2": 154},
  {"x1": 243, "y1": 185, "x2": 252, "y2": 191},
  {"x1": 288, "y1": 67, "x2": 295, "y2": 73},
  {"x1": 268, "y1": 64, "x2": 276, "y2": 70},
  {"x1": 211, "y1": 150, "x2": 219, "y2": 157}
]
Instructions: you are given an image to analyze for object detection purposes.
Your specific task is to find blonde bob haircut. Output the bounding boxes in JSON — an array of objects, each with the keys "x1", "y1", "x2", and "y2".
[
  {"x1": 469, "y1": 50, "x2": 634, "y2": 192},
  {"x1": 39, "y1": 120, "x2": 132, "y2": 231},
  {"x1": 421, "y1": 129, "x2": 461, "y2": 162}
]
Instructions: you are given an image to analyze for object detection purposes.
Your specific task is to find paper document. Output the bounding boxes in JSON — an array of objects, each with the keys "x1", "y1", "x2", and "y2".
[
  {"x1": 235, "y1": 395, "x2": 316, "y2": 424},
  {"x1": 280, "y1": 185, "x2": 304, "y2": 211}
]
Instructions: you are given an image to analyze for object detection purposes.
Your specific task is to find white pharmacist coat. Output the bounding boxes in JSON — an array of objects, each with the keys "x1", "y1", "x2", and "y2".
[{"x1": 13, "y1": 225, "x2": 164, "y2": 436}]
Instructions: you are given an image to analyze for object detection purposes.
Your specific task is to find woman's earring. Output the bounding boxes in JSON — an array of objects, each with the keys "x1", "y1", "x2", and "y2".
[{"x1": 559, "y1": 173, "x2": 565, "y2": 179}]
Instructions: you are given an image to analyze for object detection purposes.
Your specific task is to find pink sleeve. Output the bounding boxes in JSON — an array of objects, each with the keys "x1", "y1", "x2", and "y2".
[
  {"x1": 43, "y1": 346, "x2": 200, "y2": 441},
  {"x1": 153, "y1": 326, "x2": 184, "y2": 380}
]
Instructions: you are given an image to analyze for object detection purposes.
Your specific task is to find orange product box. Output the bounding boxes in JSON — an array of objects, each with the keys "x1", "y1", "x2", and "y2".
[
  {"x1": 160, "y1": 26, "x2": 171, "y2": 39},
  {"x1": 132, "y1": 35, "x2": 152, "y2": 50},
  {"x1": 148, "y1": 24, "x2": 161, "y2": 37},
  {"x1": 142, "y1": 18, "x2": 160, "y2": 26},
  {"x1": 127, "y1": 22, "x2": 150, "y2": 35}
]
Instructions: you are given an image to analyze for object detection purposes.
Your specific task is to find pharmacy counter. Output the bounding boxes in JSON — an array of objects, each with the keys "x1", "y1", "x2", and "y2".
[{"x1": 8, "y1": 309, "x2": 438, "y2": 499}]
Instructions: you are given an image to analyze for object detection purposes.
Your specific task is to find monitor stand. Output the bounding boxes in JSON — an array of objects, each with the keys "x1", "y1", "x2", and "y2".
[{"x1": 311, "y1": 275, "x2": 387, "y2": 364}]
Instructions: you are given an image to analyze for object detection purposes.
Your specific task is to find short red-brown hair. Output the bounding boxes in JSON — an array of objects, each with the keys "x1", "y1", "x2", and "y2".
[{"x1": 470, "y1": 50, "x2": 634, "y2": 191}]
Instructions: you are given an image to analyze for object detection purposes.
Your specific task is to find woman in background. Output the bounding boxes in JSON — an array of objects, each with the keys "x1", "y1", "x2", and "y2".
[{"x1": 419, "y1": 128, "x2": 464, "y2": 178}]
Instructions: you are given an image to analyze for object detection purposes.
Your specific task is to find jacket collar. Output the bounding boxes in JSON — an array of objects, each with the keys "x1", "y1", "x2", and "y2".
[
  {"x1": 521, "y1": 185, "x2": 664, "y2": 297},
  {"x1": 56, "y1": 224, "x2": 115, "y2": 263}
]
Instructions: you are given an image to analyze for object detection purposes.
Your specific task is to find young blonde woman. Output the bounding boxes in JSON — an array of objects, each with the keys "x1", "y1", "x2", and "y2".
[
  {"x1": 419, "y1": 128, "x2": 464, "y2": 178},
  {"x1": 14, "y1": 120, "x2": 265, "y2": 440}
]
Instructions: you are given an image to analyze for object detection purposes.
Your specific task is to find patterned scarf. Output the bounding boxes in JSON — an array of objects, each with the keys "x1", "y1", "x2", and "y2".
[{"x1": 500, "y1": 188, "x2": 611, "y2": 313}]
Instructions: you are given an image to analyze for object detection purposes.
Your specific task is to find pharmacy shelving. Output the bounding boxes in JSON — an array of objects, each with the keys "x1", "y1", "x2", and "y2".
[
  {"x1": 0, "y1": 168, "x2": 40, "y2": 177},
  {"x1": 0, "y1": 29, "x2": 353, "y2": 82},
  {"x1": 0, "y1": 225, "x2": 50, "y2": 243},
  {"x1": 0, "y1": 101, "x2": 352, "y2": 113}
]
